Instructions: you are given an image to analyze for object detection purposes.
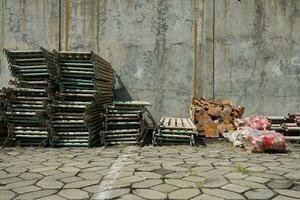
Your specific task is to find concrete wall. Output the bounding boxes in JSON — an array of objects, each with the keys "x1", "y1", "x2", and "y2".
[
  {"x1": 215, "y1": 0, "x2": 300, "y2": 116},
  {"x1": 0, "y1": 0, "x2": 299, "y2": 119}
]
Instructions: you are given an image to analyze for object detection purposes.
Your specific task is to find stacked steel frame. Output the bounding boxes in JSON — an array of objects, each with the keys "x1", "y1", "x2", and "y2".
[
  {"x1": 47, "y1": 51, "x2": 114, "y2": 147},
  {"x1": 1, "y1": 49, "x2": 55, "y2": 146},
  {"x1": 101, "y1": 101, "x2": 150, "y2": 146}
]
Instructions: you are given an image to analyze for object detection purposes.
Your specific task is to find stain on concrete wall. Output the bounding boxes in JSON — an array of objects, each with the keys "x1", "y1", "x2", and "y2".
[
  {"x1": 0, "y1": 0, "x2": 59, "y2": 87},
  {"x1": 214, "y1": 0, "x2": 300, "y2": 116},
  {"x1": 1, "y1": 0, "x2": 299, "y2": 119},
  {"x1": 60, "y1": 0, "x2": 208, "y2": 120}
]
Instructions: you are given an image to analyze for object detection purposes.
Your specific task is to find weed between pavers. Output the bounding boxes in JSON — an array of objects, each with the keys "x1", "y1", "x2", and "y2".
[{"x1": 235, "y1": 164, "x2": 251, "y2": 174}]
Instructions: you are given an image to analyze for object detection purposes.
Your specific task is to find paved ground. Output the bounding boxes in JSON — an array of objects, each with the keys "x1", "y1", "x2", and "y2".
[{"x1": 0, "y1": 143, "x2": 300, "y2": 200}]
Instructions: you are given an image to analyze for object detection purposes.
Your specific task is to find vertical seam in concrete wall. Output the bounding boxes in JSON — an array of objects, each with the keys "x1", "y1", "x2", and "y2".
[
  {"x1": 212, "y1": 0, "x2": 215, "y2": 99},
  {"x1": 64, "y1": 0, "x2": 70, "y2": 51},
  {"x1": 193, "y1": 0, "x2": 199, "y2": 98},
  {"x1": 58, "y1": 0, "x2": 61, "y2": 51}
]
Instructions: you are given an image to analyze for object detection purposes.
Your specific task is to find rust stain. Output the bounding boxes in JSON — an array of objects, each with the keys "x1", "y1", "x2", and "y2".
[
  {"x1": 64, "y1": 0, "x2": 70, "y2": 51},
  {"x1": 90, "y1": 0, "x2": 95, "y2": 49},
  {"x1": 193, "y1": 0, "x2": 199, "y2": 98}
]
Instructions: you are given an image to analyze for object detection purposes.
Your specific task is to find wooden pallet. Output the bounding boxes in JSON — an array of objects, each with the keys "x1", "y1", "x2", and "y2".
[
  {"x1": 159, "y1": 117, "x2": 196, "y2": 131},
  {"x1": 153, "y1": 117, "x2": 197, "y2": 146}
]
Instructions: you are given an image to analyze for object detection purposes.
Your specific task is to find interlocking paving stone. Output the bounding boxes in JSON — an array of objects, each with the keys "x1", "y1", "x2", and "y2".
[
  {"x1": 230, "y1": 179, "x2": 268, "y2": 189},
  {"x1": 1, "y1": 145, "x2": 300, "y2": 199},
  {"x1": 14, "y1": 189, "x2": 57, "y2": 200},
  {"x1": 77, "y1": 172, "x2": 103, "y2": 180},
  {"x1": 251, "y1": 172, "x2": 285, "y2": 180},
  {"x1": 0, "y1": 177, "x2": 22, "y2": 185},
  {"x1": 292, "y1": 184, "x2": 300, "y2": 191},
  {"x1": 135, "y1": 171, "x2": 162, "y2": 179},
  {"x1": 284, "y1": 172, "x2": 300, "y2": 180},
  {"x1": 36, "y1": 178, "x2": 64, "y2": 189},
  {"x1": 0, "y1": 190, "x2": 16, "y2": 200},
  {"x1": 92, "y1": 188, "x2": 130, "y2": 199},
  {"x1": 224, "y1": 172, "x2": 248, "y2": 179},
  {"x1": 151, "y1": 183, "x2": 179, "y2": 193},
  {"x1": 165, "y1": 179, "x2": 197, "y2": 188},
  {"x1": 36, "y1": 195, "x2": 66, "y2": 200},
  {"x1": 244, "y1": 176, "x2": 269, "y2": 183},
  {"x1": 132, "y1": 179, "x2": 163, "y2": 188},
  {"x1": 201, "y1": 188, "x2": 245, "y2": 199},
  {"x1": 118, "y1": 194, "x2": 145, "y2": 200},
  {"x1": 118, "y1": 175, "x2": 146, "y2": 183},
  {"x1": 151, "y1": 168, "x2": 174, "y2": 175},
  {"x1": 64, "y1": 179, "x2": 99, "y2": 189},
  {"x1": 191, "y1": 194, "x2": 224, "y2": 200},
  {"x1": 221, "y1": 183, "x2": 249, "y2": 193},
  {"x1": 168, "y1": 188, "x2": 200, "y2": 199},
  {"x1": 275, "y1": 189, "x2": 300, "y2": 198},
  {"x1": 58, "y1": 166, "x2": 80, "y2": 173},
  {"x1": 267, "y1": 179, "x2": 293, "y2": 189},
  {"x1": 203, "y1": 178, "x2": 228, "y2": 188},
  {"x1": 58, "y1": 189, "x2": 89, "y2": 200},
  {"x1": 133, "y1": 189, "x2": 167, "y2": 200},
  {"x1": 183, "y1": 176, "x2": 206, "y2": 183},
  {"x1": 18, "y1": 172, "x2": 44, "y2": 181},
  {"x1": 244, "y1": 188, "x2": 275, "y2": 199},
  {"x1": 165, "y1": 171, "x2": 191, "y2": 178},
  {"x1": 12, "y1": 185, "x2": 41, "y2": 194},
  {"x1": 60, "y1": 176, "x2": 83, "y2": 183},
  {"x1": 0, "y1": 180, "x2": 36, "y2": 189},
  {"x1": 272, "y1": 195, "x2": 299, "y2": 200}
]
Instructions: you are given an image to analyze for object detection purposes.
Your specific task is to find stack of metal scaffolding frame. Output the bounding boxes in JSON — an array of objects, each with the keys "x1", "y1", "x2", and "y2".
[
  {"x1": 47, "y1": 51, "x2": 114, "y2": 147},
  {"x1": 1, "y1": 49, "x2": 55, "y2": 146},
  {"x1": 101, "y1": 101, "x2": 150, "y2": 146}
]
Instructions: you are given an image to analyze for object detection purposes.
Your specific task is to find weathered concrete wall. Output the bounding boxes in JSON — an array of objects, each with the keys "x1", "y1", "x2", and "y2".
[
  {"x1": 1, "y1": 0, "x2": 300, "y2": 119},
  {"x1": 0, "y1": 0, "x2": 59, "y2": 87},
  {"x1": 59, "y1": 0, "x2": 212, "y2": 120},
  {"x1": 215, "y1": 0, "x2": 300, "y2": 116}
]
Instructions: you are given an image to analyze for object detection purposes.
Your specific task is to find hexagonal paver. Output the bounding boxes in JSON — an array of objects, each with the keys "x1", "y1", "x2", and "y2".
[
  {"x1": 151, "y1": 183, "x2": 179, "y2": 193},
  {"x1": 191, "y1": 194, "x2": 223, "y2": 200},
  {"x1": 132, "y1": 179, "x2": 163, "y2": 188},
  {"x1": 118, "y1": 175, "x2": 145, "y2": 183},
  {"x1": 35, "y1": 195, "x2": 66, "y2": 200},
  {"x1": 2, "y1": 180, "x2": 36, "y2": 189},
  {"x1": 221, "y1": 183, "x2": 249, "y2": 193},
  {"x1": 245, "y1": 188, "x2": 275, "y2": 199},
  {"x1": 36, "y1": 178, "x2": 64, "y2": 189},
  {"x1": 168, "y1": 188, "x2": 200, "y2": 199},
  {"x1": 230, "y1": 179, "x2": 267, "y2": 189},
  {"x1": 135, "y1": 172, "x2": 162, "y2": 179},
  {"x1": 202, "y1": 188, "x2": 245, "y2": 200},
  {"x1": 225, "y1": 172, "x2": 248, "y2": 179},
  {"x1": 64, "y1": 179, "x2": 99, "y2": 189},
  {"x1": 118, "y1": 194, "x2": 145, "y2": 200},
  {"x1": 0, "y1": 190, "x2": 16, "y2": 200},
  {"x1": 133, "y1": 189, "x2": 167, "y2": 200},
  {"x1": 203, "y1": 178, "x2": 228, "y2": 188},
  {"x1": 165, "y1": 179, "x2": 197, "y2": 188},
  {"x1": 267, "y1": 180, "x2": 293, "y2": 189},
  {"x1": 92, "y1": 188, "x2": 130, "y2": 199},
  {"x1": 19, "y1": 172, "x2": 44, "y2": 181},
  {"x1": 58, "y1": 189, "x2": 89, "y2": 200},
  {"x1": 275, "y1": 189, "x2": 300, "y2": 198},
  {"x1": 152, "y1": 168, "x2": 174, "y2": 175},
  {"x1": 58, "y1": 167, "x2": 80, "y2": 173},
  {"x1": 13, "y1": 185, "x2": 41, "y2": 194},
  {"x1": 244, "y1": 176, "x2": 269, "y2": 183},
  {"x1": 14, "y1": 190, "x2": 57, "y2": 200},
  {"x1": 272, "y1": 195, "x2": 299, "y2": 200}
]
